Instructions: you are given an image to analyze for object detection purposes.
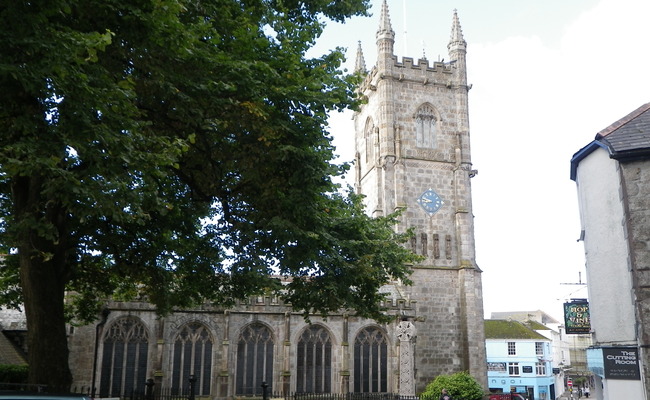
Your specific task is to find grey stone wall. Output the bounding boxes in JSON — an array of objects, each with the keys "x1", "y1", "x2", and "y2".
[
  {"x1": 352, "y1": 40, "x2": 486, "y2": 390},
  {"x1": 621, "y1": 159, "x2": 650, "y2": 400},
  {"x1": 67, "y1": 296, "x2": 419, "y2": 397}
]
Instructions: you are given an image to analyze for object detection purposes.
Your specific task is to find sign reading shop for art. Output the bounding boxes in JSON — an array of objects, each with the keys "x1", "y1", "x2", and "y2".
[
  {"x1": 563, "y1": 301, "x2": 591, "y2": 334},
  {"x1": 603, "y1": 347, "x2": 641, "y2": 380}
]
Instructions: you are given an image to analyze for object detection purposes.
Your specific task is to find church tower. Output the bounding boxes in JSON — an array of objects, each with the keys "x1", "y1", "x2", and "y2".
[{"x1": 353, "y1": 1, "x2": 487, "y2": 389}]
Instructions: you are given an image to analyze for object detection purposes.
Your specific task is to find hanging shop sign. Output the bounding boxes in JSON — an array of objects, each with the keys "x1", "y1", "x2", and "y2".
[{"x1": 563, "y1": 301, "x2": 590, "y2": 334}]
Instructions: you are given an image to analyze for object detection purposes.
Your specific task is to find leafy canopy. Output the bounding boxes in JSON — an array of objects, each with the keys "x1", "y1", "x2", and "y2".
[{"x1": 0, "y1": 0, "x2": 417, "y2": 324}]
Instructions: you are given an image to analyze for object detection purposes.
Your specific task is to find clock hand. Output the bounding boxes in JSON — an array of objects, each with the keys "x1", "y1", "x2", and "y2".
[{"x1": 421, "y1": 198, "x2": 432, "y2": 203}]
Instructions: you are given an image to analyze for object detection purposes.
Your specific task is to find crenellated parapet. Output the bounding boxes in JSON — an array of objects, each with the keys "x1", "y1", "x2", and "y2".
[
  {"x1": 95, "y1": 282, "x2": 416, "y2": 319},
  {"x1": 359, "y1": 55, "x2": 468, "y2": 94}
]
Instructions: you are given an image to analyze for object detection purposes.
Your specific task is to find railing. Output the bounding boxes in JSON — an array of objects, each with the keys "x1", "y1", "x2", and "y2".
[
  {"x1": 0, "y1": 381, "x2": 452, "y2": 400},
  {"x1": 238, "y1": 392, "x2": 419, "y2": 400}
]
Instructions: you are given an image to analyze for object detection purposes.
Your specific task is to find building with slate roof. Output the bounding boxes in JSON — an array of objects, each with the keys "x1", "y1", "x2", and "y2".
[
  {"x1": 0, "y1": 331, "x2": 26, "y2": 366},
  {"x1": 484, "y1": 320, "x2": 555, "y2": 399},
  {"x1": 490, "y1": 311, "x2": 577, "y2": 395},
  {"x1": 570, "y1": 102, "x2": 650, "y2": 399},
  {"x1": 0, "y1": 309, "x2": 28, "y2": 370}
]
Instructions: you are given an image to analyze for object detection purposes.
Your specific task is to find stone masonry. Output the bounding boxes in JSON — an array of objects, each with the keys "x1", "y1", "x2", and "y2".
[
  {"x1": 352, "y1": 0, "x2": 486, "y2": 390},
  {"x1": 61, "y1": 1, "x2": 488, "y2": 397}
]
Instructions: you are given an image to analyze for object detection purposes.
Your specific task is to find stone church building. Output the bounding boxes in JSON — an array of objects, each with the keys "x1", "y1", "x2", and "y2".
[{"x1": 58, "y1": 1, "x2": 487, "y2": 397}]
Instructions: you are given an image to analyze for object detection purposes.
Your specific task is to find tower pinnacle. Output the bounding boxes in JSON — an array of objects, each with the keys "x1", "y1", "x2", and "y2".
[
  {"x1": 354, "y1": 41, "x2": 367, "y2": 73},
  {"x1": 448, "y1": 9, "x2": 467, "y2": 55},
  {"x1": 376, "y1": 0, "x2": 395, "y2": 56},
  {"x1": 447, "y1": 9, "x2": 467, "y2": 85}
]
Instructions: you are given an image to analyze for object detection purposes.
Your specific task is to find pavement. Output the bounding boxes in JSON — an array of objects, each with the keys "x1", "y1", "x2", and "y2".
[{"x1": 557, "y1": 392, "x2": 591, "y2": 400}]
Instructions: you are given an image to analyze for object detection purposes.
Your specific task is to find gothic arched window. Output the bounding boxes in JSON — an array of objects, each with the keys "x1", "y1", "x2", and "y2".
[
  {"x1": 364, "y1": 118, "x2": 374, "y2": 163},
  {"x1": 236, "y1": 323, "x2": 274, "y2": 395},
  {"x1": 171, "y1": 322, "x2": 213, "y2": 396},
  {"x1": 354, "y1": 326, "x2": 388, "y2": 392},
  {"x1": 415, "y1": 103, "x2": 437, "y2": 148},
  {"x1": 296, "y1": 325, "x2": 332, "y2": 393},
  {"x1": 99, "y1": 317, "x2": 149, "y2": 397}
]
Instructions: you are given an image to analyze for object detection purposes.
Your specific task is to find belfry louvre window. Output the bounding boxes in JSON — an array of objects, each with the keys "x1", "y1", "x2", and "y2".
[
  {"x1": 99, "y1": 317, "x2": 149, "y2": 397},
  {"x1": 354, "y1": 327, "x2": 388, "y2": 392},
  {"x1": 236, "y1": 323, "x2": 274, "y2": 395},
  {"x1": 415, "y1": 103, "x2": 437, "y2": 148},
  {"x1": 171, "y1": 322, "x2": 213, "y2": 396},
  {"x1": 296, "y1": 325, "x2": 332, "y2": 393}
]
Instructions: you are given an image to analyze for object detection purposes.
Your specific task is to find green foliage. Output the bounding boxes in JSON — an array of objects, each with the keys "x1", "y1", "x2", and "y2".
[
  {"x1": 573, "y1": 376, "x2": 587, "y2": 387},
  {"x1": 0, "y1": 0, "x2": 416, "y2": 386},
  {"x1": 0, "y1": 364, "x2": 29, "y2": 384},
  {"x1": 421, "y1": 372, "x2": 484, "y2": 400}
]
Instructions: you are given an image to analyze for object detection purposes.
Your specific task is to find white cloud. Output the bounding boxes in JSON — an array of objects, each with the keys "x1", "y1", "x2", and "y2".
[
  {"x1": 323, "y1": 0, "x2": 650, "y2": 320},
  {"x1": 469, "y1": 0, "x2": 650, "y2": 319}
]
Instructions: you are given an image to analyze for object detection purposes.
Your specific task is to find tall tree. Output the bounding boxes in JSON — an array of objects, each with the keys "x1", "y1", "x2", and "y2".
[{"x1": 0, "y1": 0, "x2": 417, "y2": 389}]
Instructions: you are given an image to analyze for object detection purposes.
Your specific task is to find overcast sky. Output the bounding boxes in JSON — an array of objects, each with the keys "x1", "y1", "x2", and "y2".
[{"x1": 312, "y1": 0, "x2": 650, "y2": 321}]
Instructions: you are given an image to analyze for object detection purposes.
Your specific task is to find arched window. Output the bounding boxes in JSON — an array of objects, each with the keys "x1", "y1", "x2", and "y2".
[
  {"x1": 296, "y1": 325, "x2": 332, "y2": 393},
  {"x1": 415, "y1": 103, "x2": 437, "y2": 148},
  {"x1": 354, "y1": 326, "x2": 388, "y2": 392},
  {"x1": 171, "y1": 322, "x2": 213, "y2": 396},
  {"x1": 99, "y1": 317, "x2": 149, "y2": 397},
  {"x1": 364, "y1": 118, "x2": 374, "y2": 163},
  {"x1": 236, "y1": 323, "x2": 274, "y2": 395}
]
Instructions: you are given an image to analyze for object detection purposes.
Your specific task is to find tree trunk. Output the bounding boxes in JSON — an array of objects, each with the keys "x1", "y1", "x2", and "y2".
[
  {"x1": 20, "y1": 254, "x2": 73, "y2": 390},
  {"x1": 14, "y1": 175, "x2": 73, "y2": 390}
]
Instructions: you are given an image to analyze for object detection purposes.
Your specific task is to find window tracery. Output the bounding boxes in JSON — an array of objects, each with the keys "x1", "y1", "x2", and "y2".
[
  {"x1": 236, "y1": 323, "x2": 274, "y2": 395},
  {"x1": 354, "y1": 326, "x2": 388, "y2": 392},
  {"x1": 296, "y1": 325, "x2": 332, "y2": 393},
  {"x1": 100, "y1": 317, "x2": 149, "y2": 397},
  {"x1": 171, "y1": 322, "x2": 213, "y2": 396},
  {"x1": 415, "y1": 104, "x2": 437, "y2": 148}
]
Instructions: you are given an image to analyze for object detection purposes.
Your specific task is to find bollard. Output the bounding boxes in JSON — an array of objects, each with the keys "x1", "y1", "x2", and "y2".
[
  {"x1": 145, "y1": 379, "x2": 155, "y2": 400},
  {"x1": 188, "y1": 375, "x2": 197, "y2": 400},
  {"x1": 261, "y1": 381, "x2": 268, "y2": 400}
]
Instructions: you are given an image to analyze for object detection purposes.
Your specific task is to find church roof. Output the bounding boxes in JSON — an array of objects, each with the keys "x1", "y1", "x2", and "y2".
[{"x1": 570, "y1": 102, "x2": 650, "y2": 180}]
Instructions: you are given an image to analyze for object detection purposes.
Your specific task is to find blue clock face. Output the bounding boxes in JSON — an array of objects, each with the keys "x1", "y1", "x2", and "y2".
[{"x1": 417, "y1": 189, "x2": 444, "y2": 215}]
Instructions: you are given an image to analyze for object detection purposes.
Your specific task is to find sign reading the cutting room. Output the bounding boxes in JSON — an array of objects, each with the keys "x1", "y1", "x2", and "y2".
[{"x1": 603, "y1": 347, "x2": 641, "y2": 380}]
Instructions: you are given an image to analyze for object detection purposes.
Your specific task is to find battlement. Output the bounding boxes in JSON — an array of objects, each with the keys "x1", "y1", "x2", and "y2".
[
  {"x1": 396, "y1": 56, "x2": 455, "y2": 73},
  {"x1": 233, "y1": 290, "x2": 415, "y2": 314},
  {"x1": 361, "y1": 55, "x2": 459, "y2": 93},
  {"x1": 95, "y1": 286, "x2": 416, "y2": 317}
]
